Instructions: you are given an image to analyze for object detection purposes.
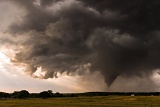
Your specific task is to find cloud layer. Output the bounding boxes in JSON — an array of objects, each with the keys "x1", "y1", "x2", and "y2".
[{"x1": 1, "y1": 0, "x2": 160, "y2": 87}]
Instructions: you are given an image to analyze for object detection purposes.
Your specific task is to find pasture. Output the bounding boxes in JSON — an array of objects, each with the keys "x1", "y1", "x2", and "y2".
[{"x1": 0, "y1": 96, "x2": 160, "y2": 107}]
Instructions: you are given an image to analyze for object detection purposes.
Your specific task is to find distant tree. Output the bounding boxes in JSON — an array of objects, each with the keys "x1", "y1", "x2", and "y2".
[
  {"x1": 47, "y1": 90, "x2": 53, "y2": 97},
  {"x1": 39, "y1": 91, "x2": 50, "y2": 99},
  {"x1": 30, "y1": 93, "x2": 39, "y2": 98},
  {"x1": 12, "y1": 90, "x2": 30, "y2": 99},
  {"x1": 0, "y1": 92, "x2": 11, "y2": 98},
  {"x1": 54, "y1": 92, "x2": 63, "y2": 97}
]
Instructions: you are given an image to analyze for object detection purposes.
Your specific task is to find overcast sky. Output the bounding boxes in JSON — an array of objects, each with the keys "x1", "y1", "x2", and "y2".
[{"x1": 1, "y1": 0, "x2": 160, "y2": 93}]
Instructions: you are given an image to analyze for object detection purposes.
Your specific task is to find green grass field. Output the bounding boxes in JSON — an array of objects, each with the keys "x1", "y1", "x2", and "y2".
[{"x1": 0, "y1": 96, "x2": 160, "y2": 107}]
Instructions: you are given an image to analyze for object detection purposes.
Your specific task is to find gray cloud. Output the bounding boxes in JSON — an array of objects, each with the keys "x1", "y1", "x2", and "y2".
[
  {"x1": 40, "y1": 0, "x2": 63, "y2": 7},
  {"x1": 2, "y1": 0, "x2": 160, "y2": 88},
  {"x1": 80, "y1": 0, "x2": 160, "y2": 35}
]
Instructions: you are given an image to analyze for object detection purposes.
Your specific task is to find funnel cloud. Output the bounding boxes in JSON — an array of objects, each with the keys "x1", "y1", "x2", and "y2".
[{"x1": 2, "y1": 0, "x2": 160, "y2": 87}]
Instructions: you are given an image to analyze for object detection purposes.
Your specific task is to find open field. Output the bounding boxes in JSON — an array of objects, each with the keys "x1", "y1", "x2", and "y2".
[{"x1": 0, "y1": 96, "x2": 160, "y2": 107}]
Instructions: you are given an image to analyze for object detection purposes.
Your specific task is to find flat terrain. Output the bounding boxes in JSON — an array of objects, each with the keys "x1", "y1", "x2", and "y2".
[{"x1": 0, "y1": 96, "x2": 160, "y2": 107}]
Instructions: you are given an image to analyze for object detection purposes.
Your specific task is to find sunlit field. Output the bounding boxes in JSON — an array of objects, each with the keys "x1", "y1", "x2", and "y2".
[{"x1": 0, "y1": 96, "x2": 160, "y2": 107}]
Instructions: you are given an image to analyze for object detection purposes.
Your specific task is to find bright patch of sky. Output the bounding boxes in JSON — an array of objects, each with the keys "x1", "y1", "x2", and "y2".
[{"x1": 0, "y1": 48, "x2": 87, "y2": 93}]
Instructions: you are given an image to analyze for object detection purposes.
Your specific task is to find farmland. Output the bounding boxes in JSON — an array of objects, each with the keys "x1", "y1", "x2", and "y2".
[{"x1": 0, "y1": 96, "x2": 160, "y2": 107}]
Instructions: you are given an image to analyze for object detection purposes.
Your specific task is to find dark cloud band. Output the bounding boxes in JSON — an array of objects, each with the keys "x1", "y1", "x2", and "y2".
[{"x1": 4, "y1": 0, "x2": 160, "y2": 86}]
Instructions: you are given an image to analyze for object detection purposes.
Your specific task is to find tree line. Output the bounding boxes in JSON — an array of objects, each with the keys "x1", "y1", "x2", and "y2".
[
  {"x1": 0, "y1": 91, "x2": 160, "y2": 99},
  {"x1": 0, "y1": 90, "x2": 78, "y2": 99}
]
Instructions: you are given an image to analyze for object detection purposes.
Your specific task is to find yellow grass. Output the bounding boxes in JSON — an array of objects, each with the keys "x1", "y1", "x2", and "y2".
[{"x1": 0, "y1": 96, "x2": 160, "y2": 107}]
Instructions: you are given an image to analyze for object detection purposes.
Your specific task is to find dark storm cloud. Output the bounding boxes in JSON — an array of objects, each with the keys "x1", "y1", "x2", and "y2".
[
  {"x1": 80, "y1": 0, "x2": 160, "y2": 85},
  {"x1": 40, "y1": 0, "x2": 63, "y2": 7},
  {"x1": 80, "y1": 0, "x2": 160, "y2": 35},
  {"x1": 10, "y1": 0, "x2": 96, "y2": 78},
  {"x1": 9, "y1": 0, "x2": 60, "y2": 32},
  {"x1": 6, "y1": 0, "x2": 160, "y2": 86}
]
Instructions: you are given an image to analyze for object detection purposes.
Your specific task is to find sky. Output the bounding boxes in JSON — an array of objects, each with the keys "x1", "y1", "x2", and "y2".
[{"x1": 1, "y1": 0, "x2": 160, "y2": 93}]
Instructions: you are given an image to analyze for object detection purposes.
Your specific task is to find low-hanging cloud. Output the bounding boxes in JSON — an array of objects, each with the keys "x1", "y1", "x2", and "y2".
[{"x1": 1, "y1": 0, "x2": 160, "y2": 87}]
